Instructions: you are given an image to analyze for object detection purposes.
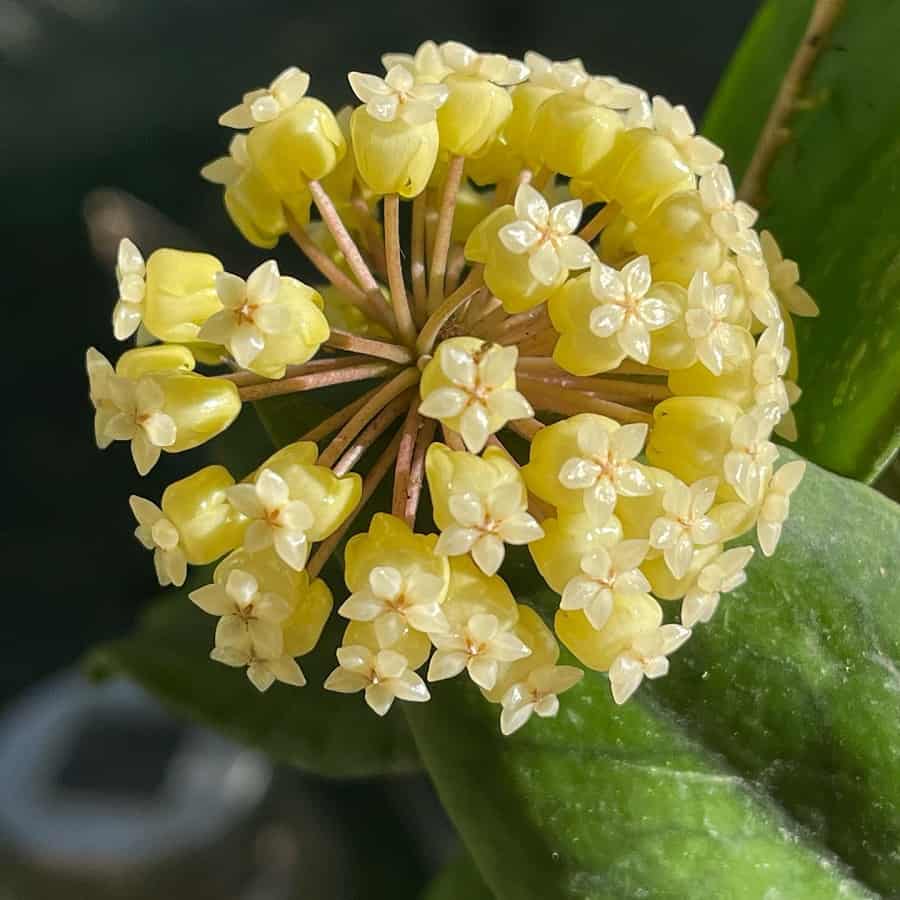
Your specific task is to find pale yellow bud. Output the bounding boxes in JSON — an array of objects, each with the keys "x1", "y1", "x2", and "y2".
[
  {"x1": 437, "y1": 74, "x2": 513, "y2": 158},
  {"x1": 504, "y1": 82, "x2": 561, "y2": 168},
  {"x1": 465, "y1": 134, "x2": 523, "y2": 187},
  {"x1": 224, "y1": 167, "x2": 292, "y2": 249},
  {"x1": 155, "y1": 371, "x2": 242, "y2": 453},
  {"x1": 483, "y1": 605, "x2": 559, "y2": 703},
  {"x1": 115, "y1": 344, "x2": 195, "y2": 380}
]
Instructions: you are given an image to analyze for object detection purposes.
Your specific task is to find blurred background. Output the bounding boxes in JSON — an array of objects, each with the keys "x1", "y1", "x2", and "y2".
[{"x1": 0, "y1": 1, "x2": 760, "y2": 896}]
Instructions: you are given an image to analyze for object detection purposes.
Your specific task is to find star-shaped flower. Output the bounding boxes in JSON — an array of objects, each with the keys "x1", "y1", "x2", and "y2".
[
  {"x1": 419, "y1": 340, "x2": 533, "y2": 453},
  {"x1": 523, "y1": 51, "x2": 587, "y2": 90},
  {"x1": 608, "y1": 624, "x2": 691, "y2": 704},
  {"x1": 113, "y1": 238, "x2": 146, "y2": 340},
  {"x1": 434, "y1": 480, "x2": 544, "y2": 576},
  {"x1": 324, "y1": 645, "x2": 430, "y2": 715},
  {"x1": 349, "y1": 65, "x2": 449, "y2": 125},
  {"x1": 587, "y1": 256, "x2": 680, "y2": 364},
  {"x1": 198, "y1": 260, "x2": 293, "y2": 369},
  {"x1": 559, "y1": 539, "x2": 650, "y2": 629},
  {"x1": 649, "y1": 476, "x2": 721, "y2": 579},
  {"x1": 724, "y1": 409, "x2": 779, "y2": 504},
  {"x1": 558, "y1": 418, "x2": 653, "y2": 520},
  {"x1": 200, "y1": 133, "x2": 250, "y2": 188},
  {"x1": 756, "y1": 460, "x2": 805, "y2": 557},
  {"x1": 210, "y1": 644, "x2": 306, "y2": 693},
  {"x1": 130, "y1": 495, "x2": 187, "y2": 587},
  {"x1": 497, "y1": 184, "x2": 595, "y2": 285},
  {"x1": 699, "y1": 164, "x2": 761, "y2": 259},
  {"x1": 650, "y1": 96, "x2": 723, "y2": 175},
  {"x1": 438, "y1": 41, "x2": 529, "y2": 85},
  {"x1": 339, "y1": 565, "x2": 449, "y2": 645},
  {"x1": 225, "y1": 468, "x2": 315, "y2": 571},
  {"x1": 681, "y1": 546, "x2": 755, "y2": 627},
  {"x1": 752, "y1": 323, "x2": 791, "y2": 413},
  {"x1": 86, "y1": 347, "x2": 118, "y2": 449},
  {"x1": 103, "y1": 375, "x2": 177, "y2": 475},
  {"x1": 428, "y1": 612, "x2": 531, "y2": 690},
  {"x1": 192, "y1": 568, "x2": 292, "y2": 660},
  {"x1": 219, "y1": 67, "x2": 311, "y2": 129},
  {"x1": 685, "y1": 270, "x2": 750, "y2": 375},
  {"x1": 500, "y1": 664, "x2": 584, "y2": 735},
  {"x1": 760, "y1": 230, "x2": 820, "y2": 317},
  {"x1": 382, "y1": 40, "x2": 453, "y2": 82}
]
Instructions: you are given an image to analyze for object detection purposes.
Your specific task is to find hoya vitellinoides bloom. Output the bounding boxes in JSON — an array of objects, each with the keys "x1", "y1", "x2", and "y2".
[{"x1": 87, "y1": 40, "x2": 816, "y2": 734}]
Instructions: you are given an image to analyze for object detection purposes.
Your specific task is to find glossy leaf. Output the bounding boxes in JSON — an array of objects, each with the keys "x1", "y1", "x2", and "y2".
[
  {"x1": 704, "y1": 0, "x2": 900, "y2": 481},
  {"x1": 424, "y1": 853, "x2": 494, "y2": 900},
  {"x1": 406, "y1": 453, "x2": 900, "y2": 898}
]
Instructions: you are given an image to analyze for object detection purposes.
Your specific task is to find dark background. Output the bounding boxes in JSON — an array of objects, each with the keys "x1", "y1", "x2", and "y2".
[{"x1": 0, "y1": 0, "x2": 760, "y2": 895}]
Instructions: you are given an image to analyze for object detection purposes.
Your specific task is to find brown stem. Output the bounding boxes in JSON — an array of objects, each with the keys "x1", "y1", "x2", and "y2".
[
  {"x1": 579, "y1": 202, "x2": 620, "y2": 242},
  {"x1": 445, "y1": 244, "x2": 467, "y2": 295},
  {"x1": 463, "y1": 290, "x2": 503, "y2": 329},
  {"x1": 416, "y1": 266, "x2": 485, "y2": 356},
  {"x1": 519, "y1": 377, "x2": 653, "y2": 424},
  {"x1": 317, "y1": 367, "x2": 420, "y2": 469},
  {"x1": 428, "y1": 155, "x2": 465, "y2": 308},
  {"x1": 494, "y1": 304, "x2": 553, "y2": 347},
  {"x1": 391, "y1": 402, "x2": 421, "y2": 517},
  {"x1": 404, "y1": 417, "x2": 435, "y2": 528},
  {"x1": 306, "y1": 428, "x2": 404, "y2": 579},
  {"x1": 516, "y1": 367, "x2": 671, "y2": 405},
  {"x1": 299, "y1": 384, "x2": 383, "y2": 443},
  {"x1": 505, "y1": 417, "x2": 545, "y2": 441},
  {"x1": 383, "y1": 194, "x2": 418, "y2": 346},
  {"x1": 411, "y1": 192, "x2": 428, "y2": 326},
  {"x1": 474, "y1": 301, "x2": 510, "y2": 337},
  {"x1": 237, "y1": 361, "x2": 395, "y2": 402},
  {"x1": 441, "y1": 423, "x2": 466, "y2": 451},
  {"x1": 738, "y1": 0, "x2": 846, "y2": 207},
  {"x1": 332, "y1": 389, "x2": 413, "y2": 476},
  {"x1": 352, "y1": 184, "x2": 387, "y2": 279},
  {"x1": 326, "y1": 329, "x2": 415, "y2": 364},
  {"x1": 223, "y1": 355, "x2": 364, "y2": 387}
]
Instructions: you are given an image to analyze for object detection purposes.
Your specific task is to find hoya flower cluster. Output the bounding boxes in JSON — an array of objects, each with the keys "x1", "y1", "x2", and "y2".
[{"x1": 87, "y1": 41, "x2": 816, "y2": 734}]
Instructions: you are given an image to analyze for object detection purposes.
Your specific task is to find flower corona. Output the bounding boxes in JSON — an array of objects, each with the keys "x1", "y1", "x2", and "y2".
[{"x1": 87, "y1": 40, "x2": 816, "y2": 735}]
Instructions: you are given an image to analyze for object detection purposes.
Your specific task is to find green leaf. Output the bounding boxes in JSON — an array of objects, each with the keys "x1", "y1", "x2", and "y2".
[
  {"x1": 703, "y1": 0, "x2": 900, "y2": 481},
  {"x1": 405, "y1": 453, "x2": 900, "y2": 898},
  {"x1": 86, "y1": 587, "x2": 420, "y2": 779},
  {"x1": 423, "y1": 854, "x2": 494, "y2": 900}
]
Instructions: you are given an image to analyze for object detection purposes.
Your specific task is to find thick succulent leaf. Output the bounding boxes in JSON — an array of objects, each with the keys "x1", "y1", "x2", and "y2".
[
  {"x1": 406, "y1": 452, "x2": 900, "y2": 898},
  {"x1": 85, "y1": 589, "x2": 420, "y2": 779},
  {"x1": 704, "y1": 0, "x2": 900, "y2": 481},
  {"x1": 424, "y1": 853, "x2": 494, "y2": 900}
]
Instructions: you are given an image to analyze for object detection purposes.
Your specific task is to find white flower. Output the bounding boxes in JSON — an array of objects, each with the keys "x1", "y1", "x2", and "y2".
[
  {"x1": 736, "y1": 253, "x2": 782, "y2": 328},
  {"x1": 191, "y1": 569, "x2": 292, "y2": 659},
  {"x1": 225, "y1": 468, "x2": 315, "y2": 571},
  {"x1": 560, "y1": 539, "x2": 650, "y2": 629},
  {"x1": 752, "y1": 323, "x2": 791, "y2": 413},
  {"x1": 587, "y1": 256, "x2": 680, "y2": 364},
  {"x1": 523, "y1": 51, "x2": 586, "y2": 90},
  {"x1": 724, "y1": 409, "x2": 779, "y2": 504},
  {"x1": 558, "y1": 419, "x2": 653, "y2": 520},
  {"x1": 649, "y1": 477, "x2": 721, "y2": 579},
  {"x1": 498, "y1": 184, "x2": 594, "y2": 286},
  {"x1": 200, "y1": 133, "x2": 250, "y2": 187},
  {"x1": 210, "y1": 645, "x2": 306, "y2": 693},
  {"x1": 348, "y1": 65, "x2": 448, "y2": 125},
  {"x1": 129, "y1": 496, "x2": 187, "y2": 587},
  {"x1": 382, "y1": 40, "x2": 452, "y2": 82},
  {"x1": 338, "y1": 565, "x2": 449, "y2": 644},
  {"x1": 685, "y1": 270, "x2": 750, "y2": 375},
  {"x1": 219, "y1": 67, "x2": 310, "y2": 129},
  {"x1": 324, "y1": 646, "x2": 430, "y2": 716},
  {"x1": 650, "y1": 96, "x2": 723, "y2": 175},
  {"x1": 434, "y1": 480, "x2": 544, "y2": 576},
  {"x1": 551, "y1": 62, "x2": 644, "y2": 113},
  {"x1": 699, "y1": 164, "x2": 761, "y2": 259},
  {"x1": 86, "y1": 347, "x2": 118, "y2": 448},
  {"x1": 756, "y1": 460, "x2": 805, "y2": 557},
  {"x1": 438, "y1": 40, "x2": 529, "y2": 85},
  {"x1": 198, "y1": 260, "x2": 291, "y2": 369},
  {"x1": 428, "y1": 613, "x2": 531, "y2": 690},
  {"x1": 419, "y1": 342, "x2": 533, "y2": 453},
  {"x1": 113, "y1": 238, "x2": 146, "y2": 341},
  {"x1": 681, "y1": 546, "x2": 754, "y2": 628},
  {"x1": 102, "y1": 375, "x2": 176, "y2": 475},
  {"x1": 500, "y1": 664, "x2": 584, "y2": 735},
  {"x1": 608, "y1": 624, "x2": 691, "y2": 704},
  {"x1": 760, "y1": 230, "x2": 819, "y2": 317}
]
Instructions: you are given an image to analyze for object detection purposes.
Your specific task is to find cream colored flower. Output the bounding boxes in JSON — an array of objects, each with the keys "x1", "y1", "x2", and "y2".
[
  {"x1": 760, "y1": 230, "x2": 819, "y2": 317},
  {"x1": 324, "y1": 646, "x2": 430, "y2": 715},
  {"x1": 434, "y1": 480, "x2": 544, "y2": 576},
  {"x1": 219, "y1": 67, "x2": 310, "y2": 128},
  {"x1": 757, "y1": 460, "x2": 805, "y2": 557},
  {"x1": 198, "y1": 260, "x2": 291, "y2": 369},
  {"x1": 382, "y1": 40, "x2": 452, "y2": 81},
  {"x1": 428, "y1": 612, "x2": 531, "y2": 690},
  {"x1": 86, "y1": 347, "x2": 118, "y2": 449},
  {"x1": 724, "y1": 409, "x2": 779, "y2": 504},
  {"x1": 349, "y1": 65, "x2": 448, "y2": 125},
  {"x1": 497, "y1": 184, "x2": 594, "y2": 285},
  {"x1": 685, "y1": 270, "x2": 749, "y2": 375},
  {"x1": 130, "y1": 496, "x2": 187, "y2": 587},
  {"x1": 226, "y1": 469, "x2": 315, "y2": 571},
  {"x1": 558, "y1": 418, "x2": 653, "y2": 520},
  {"x1": 736, "y1": 253, "x2": 782, "y2": 328},
  {"x1": 650, "y1": 96, "x2": 723, "y2": 175},
  {"x1": 192, "y1": 569, "x2": 292, "y2": 659},
  {"x1": 752, "y1": 323, "x2": 791, "y2": 413},
  {"x1": 338, "y1": 565, "x2": 449, "y2": 644},
  {"x1": 210, "y1": 644, "x2": 306, "y2": 692},
  {"x1": 587, "y1": 256, "x2": 679, "y2": 364},
  {"x1": 609, "y1": 624, "x2": 691, "y2": 704},
  {"x1": 438, "y1": 40, "x2": 529, "y2": 85},
  {"x1": 699, "y1": 164, "x2": 761, "y2": 259},
  {"x1": 113, "y1": 238, "x2": 146, "y2": 341},
  {"x1": 649, "y1": 477, "x2": 720, "y2": 579},
  {"x1": 200, "y1": 133, "x2": 250, "y2": 187},
  {"x1": 681, "y1": 546, "x2": 754, "y2": 627},
  {"x1": 523, "y1": 51, "x2": 586, "y2": 90},
  {"x1": 418, "y1": 341, "x2": 533, "y2": 453},
  {"x1": 560, "y1": 539, "x2": 650, "y2": 630},
  {"x1": 102, "y1": 375, "x2": 176, "y2": 475},
  {"x1": 500, "y1": 664, "x2": 584, "y2": 735}
]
